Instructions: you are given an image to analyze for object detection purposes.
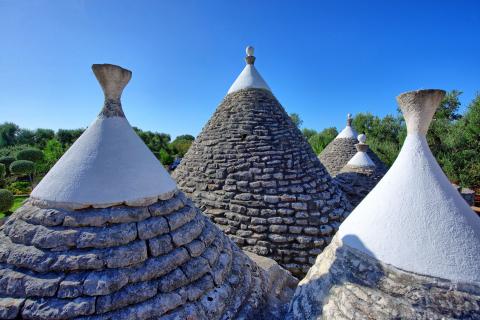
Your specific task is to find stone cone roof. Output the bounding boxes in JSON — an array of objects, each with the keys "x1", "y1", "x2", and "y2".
[
  {"x1": 318, "y1": 116, "x2": 387, "y2": 177},
  {"x1": 0, "y1": 64, "x2": 296, "y2": 320},
  {"x1": 335, "y1": 142, "x2": 385, "y2": 207},
  {"x1": 173, "y1": 49, "x2": 351, "y2": 278},
  {"x1": 288, "y1": 89, "x2": 480, "y2": 319},
  {"x1": 30, "y1": 64, "x2": 177, "y2": 210}
]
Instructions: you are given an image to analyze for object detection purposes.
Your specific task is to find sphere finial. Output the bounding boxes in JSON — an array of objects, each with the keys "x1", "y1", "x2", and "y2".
[
  {"x1": 357, "y1": 133, "x2": 367, "y2": 144},
  {"x1": 245, "y1": 46, "x2": 256, "y2": 65}
]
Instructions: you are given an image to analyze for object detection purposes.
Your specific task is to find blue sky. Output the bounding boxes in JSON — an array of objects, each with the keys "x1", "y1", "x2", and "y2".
[{"x1": 1, "y1": 0, "x2": 479, "y2": 138}]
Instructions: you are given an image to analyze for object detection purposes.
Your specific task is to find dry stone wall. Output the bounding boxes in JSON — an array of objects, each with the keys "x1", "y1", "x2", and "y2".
[
  {"x1": 288, "y1": 236, "x2": 480, "y2": 320},
  {"x1": 0, "y1": 191, "x2": 284, "y2": 319},
  {"x1": 173, "y1": 88, "x2": 351, "y2": 278},
  {"x1": 319, "y1": 138, "x2": 387, "y2": 177}
]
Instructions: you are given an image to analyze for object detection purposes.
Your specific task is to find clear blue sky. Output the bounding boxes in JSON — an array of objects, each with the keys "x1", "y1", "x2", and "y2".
[{"x1": 1, "y1": 0, "x2": 479, "y2": 139}]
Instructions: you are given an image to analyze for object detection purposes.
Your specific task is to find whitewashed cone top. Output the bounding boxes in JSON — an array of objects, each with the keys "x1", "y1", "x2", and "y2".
[
  {"x1": 336, "y1": 113, "x2": 358, "y2": 139},
  {"x1": 345, "y1": 134, "x2": 375, "y2": 168},
  {"x1": 31, "y1": 64, "x2": 177, "y2": 210},
  {"x1": 227, "y1": 46, "x2": 271, "y2": 94},
  {"x1": 338, "y1": 89, "x2": 480, "y2": 283}
]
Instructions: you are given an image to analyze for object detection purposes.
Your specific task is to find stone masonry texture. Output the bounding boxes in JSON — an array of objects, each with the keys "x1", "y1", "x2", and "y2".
[
  {"x1": 319, "y1": 138, "x2": 387, "y2": 177},
  {"x1": 335, "y1": 165, "x2": 385, "y2": 208},
  {"x1": 173, "y1": 88, "x2": 352, "y2": 278},
  {"x1": 0, "y1": 190, "x2": 294, "y2": 319},
  {"x1": 288, "y1": 236, "x2": 480, "y2": 319}
]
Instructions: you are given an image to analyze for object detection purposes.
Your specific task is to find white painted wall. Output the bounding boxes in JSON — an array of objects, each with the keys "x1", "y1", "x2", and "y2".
[
  {"x1": 227, "y1": 64, "x2": 271, "y2": 94},
  {"x1": 339, "y1": 133, "x2": 480, "y2": 283},
  {"x1": 31, "y1": 116, "x2": 177, "y2": 209}
]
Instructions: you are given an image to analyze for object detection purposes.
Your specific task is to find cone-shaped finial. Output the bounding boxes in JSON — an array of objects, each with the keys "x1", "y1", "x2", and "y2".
[
  {"x1": 92, "y1": 64, "x2": 132, "y2": 118},
  {"x1": 245, "y1": 45, "x2": 256, "y2": 65},
  {"x1": 347, "y1": 113, "x2": 353, "y2": 126},
  {"x1": 397, "y1": 89, "x2": 445, "y2": 135}
]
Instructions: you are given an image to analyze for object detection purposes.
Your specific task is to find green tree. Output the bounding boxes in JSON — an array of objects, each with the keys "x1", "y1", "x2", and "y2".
[
  {"x1": 158, "y1": 148, "x2": 173, "y2": 165},
  {"x1": 10, "y1": 160, "x2": 35, "y2": 184},
  {"x1": 289, "y1": 113, "x2": 303, "y2": 128},
  {"x1": 37, "y1": 139, "x2": 64, "y2": 175},
  {"x1": 170, "y1": 135, "x2": 195, "y2": 157},
  {"x1": 34, "y1": 128, "x2": 55, "y2": 148},
  {"x1": 56, "y1": 128, "x2": 84, "y2": 146},
  {"x1": 308, "y1": 127, "x2": 338, "y2": 154},
  {"x1": 0, "y1": 122, "x2": 19, "y2": 147},
  {"x1": 16, "y1": 148, "x2": 44, "y2": 162},
  {"x1": 442, "y1": 93, "x2": 480, "y2": 188},
  {"x1": 302, "y1": 128, "x2": 317, "y2": 141},
  {"x1": 16, "y1": 129, "x2": 36, "y2": 145}
]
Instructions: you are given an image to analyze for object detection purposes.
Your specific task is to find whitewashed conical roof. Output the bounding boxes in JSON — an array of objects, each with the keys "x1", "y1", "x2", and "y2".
[
  {"x1": 227, "y1": 46, "x2": 271, "y2": 94},
  {"x1": 336, "y1": 113, "x2": 358, "y2": 139},
  {"x1": 338, "y1": 89, "x2": 480, "y2": 283},
  {"x1": 345, "y1": 134, "x2": 375, "y2": 168},
  {"x1": 31, "y1": 64, "x2": 176, "y2": 210}
]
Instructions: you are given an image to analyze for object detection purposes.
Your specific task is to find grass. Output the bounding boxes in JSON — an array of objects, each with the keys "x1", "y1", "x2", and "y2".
[{"x1": 0, "y1": 196, "x2": 28, "y2": 219}]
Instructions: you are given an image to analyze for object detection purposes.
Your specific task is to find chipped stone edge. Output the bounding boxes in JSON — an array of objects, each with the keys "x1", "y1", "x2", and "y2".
[{"x1": 28, "y1": 188, "x2": 178, "y2": 211}]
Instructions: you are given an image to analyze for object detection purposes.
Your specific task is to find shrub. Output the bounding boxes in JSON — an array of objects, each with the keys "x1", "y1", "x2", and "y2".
[
  {"x1": 0, "y1": 163, "x2": 5, "y2": 179},
  {"x1": 16, "y1": 148, "x2": 44, "y2": 162},
  {"x1": 6, "y1": 181, "x2": 31, "y2": 195},
  {"x1": 158, "y1": 149, "x2": 174, "y2": 165},
  {"x1": 0, "y1": 189, "x2": 13, "y2": 212},
  {"x1": 0, "y1": 156, "x2": 15, "y2": 168},
  {"x1": 10, "y1": 160, "x2": 35, "y2": 176}
]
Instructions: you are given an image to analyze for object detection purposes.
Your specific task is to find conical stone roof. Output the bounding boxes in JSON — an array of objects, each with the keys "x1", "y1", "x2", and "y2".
[
  {"x1": 335, "y1": 134, "x2": 385, "y2": 207},
  {"x1": 0, "y1": 64, "x2": 296, "y2": 320},
  {"x1": 318, "y1": 114, "x2": 387, "y2": 177},
  {"x1": 288, "y1": 89, "x2": 480, "y2": 319},
  {"x1": 173, "y1": 47, "x2": 351, "y2": 278}
]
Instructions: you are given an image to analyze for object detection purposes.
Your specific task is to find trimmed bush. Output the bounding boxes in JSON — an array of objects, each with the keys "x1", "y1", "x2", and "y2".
[
  {"x1": 0, "y1": 163, "x2": 5, "y2": 179},
  {"x1": 0, "y1": 156, "x2": 15, "y2": 168},
  {"x1": 10, "y1": 160, "x2": 35, "y2": 176},
  {"x1": 0, "y1": 189, "x2": 13, "y2": 212},
  {"x1": 16, "y1": 148, "x2": 44, "y2": 162}
]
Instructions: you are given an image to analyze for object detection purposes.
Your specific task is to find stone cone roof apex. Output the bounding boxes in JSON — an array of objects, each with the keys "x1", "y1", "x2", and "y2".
[
  {"x1": 227, "y1": 46, "x2": 271, "y2": 94},
  {"x1": 31, "y1": 64, "x2": 177, "y2": 210},
  {"x1": 339, "y1": 89, "x2": 480, "y2": 283},
  {"x1": 336, "y1": 114, "x2": 358, "y2": 139},
  {"x1": 345, "y1": 145, "x2": 375, "y2": 168}
]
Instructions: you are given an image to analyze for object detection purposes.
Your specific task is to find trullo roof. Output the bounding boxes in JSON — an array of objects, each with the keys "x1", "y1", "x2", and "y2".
[
  {"x1": 288, "y1": 89, "x2": 480, "y2": 320},
  {"x1": 318, "y1": 113, "x2": 387, "y2": 176},
  {"x1": 338, "y1": 89, "x2": 480, "y2": 283},
  {"x1": 335, "y1": 135, "x2": 384, "y2": 208},
  {"x1": 173, "y1": 47, "x2": 352, "y2": 278},
  {"x1": 30, "y1": 64, "x2": 177, "y2": 210},
  {"x1": 0, "y1": 64, "x2": 297, "y2": 320}
]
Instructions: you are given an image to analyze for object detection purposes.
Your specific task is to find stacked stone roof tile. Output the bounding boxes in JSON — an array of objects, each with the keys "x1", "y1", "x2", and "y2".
[
  {"x1": 0, "y1": 64, "x2": 296, "y2": 320},
  {"x1": 173, "y1": 48, "x2": 352, "y2": 278}
]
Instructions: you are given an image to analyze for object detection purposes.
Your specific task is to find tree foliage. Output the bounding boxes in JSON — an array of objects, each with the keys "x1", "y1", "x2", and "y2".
[
  {"x1": 10, "y1": 160, "x2": 35, "y2": 176},
  {"x1": 308, "y1": 127, "x2": 338, "y2": 154},
  {"x1": 170, "y1": 135, "x2": 195, "y2": 157},
  {"x1": 289, "y1": 113, "x2": 303, "y2": 128},
  {"x1": 0, "y1": 189, "x2": 14, "y2": 212},
  {"x1": 16, "y1": 148, "x2": 44, "y2": 162}
]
